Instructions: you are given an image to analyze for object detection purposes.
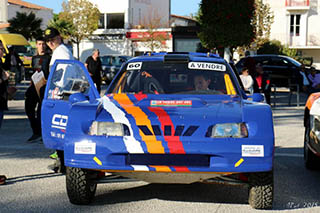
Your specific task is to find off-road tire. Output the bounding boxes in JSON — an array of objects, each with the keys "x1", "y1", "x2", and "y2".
[
  {"x1": 248, "y1": 171, "x2": 273, "y2": 209},
  {"x1": 66, "y1": 167, "x2": 97, "y2": 205},
  {"x1": 304, "y1": 126, "x2": 319, "y2": 170}
]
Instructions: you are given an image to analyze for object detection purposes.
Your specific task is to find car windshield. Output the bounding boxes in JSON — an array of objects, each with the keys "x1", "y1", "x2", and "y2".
[
  {"x1": 109, "y1": 61, "x2": 238, "y2": 95},
  {"x1": 101, "y1": 56, "x2": 130, "y2": 67},
  {"x1": 11, "y1": 45, "x2": 34, "y2": 57},
  {"x1": 284, "y1": 56, "x2": 301, "y2": 67}
]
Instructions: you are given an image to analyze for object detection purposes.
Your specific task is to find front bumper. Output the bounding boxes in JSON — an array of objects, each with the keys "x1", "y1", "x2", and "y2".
[{"x1": 64, "y1": 134, "x2": 274, "y2": 174}]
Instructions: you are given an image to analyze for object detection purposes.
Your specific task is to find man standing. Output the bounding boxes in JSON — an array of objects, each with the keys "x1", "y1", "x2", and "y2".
[
  {"x1": 85, "y1": 49, "x2": 102, "y2": 94},
  {"x1": 0, "y1": 40, "x2": 9, "y2": 129},
  {"x1": 44, "y1": 28, "x2": 73, "y2": 68},
  {"x1": 255, "y1": 63, "x2": 271, "y2": 105},
  {"x1": 44, "y1": 27, "x2": 74, "y2": 173},
  {"x1": 307, "y1": 67, "x2": 320, "y2": 92},
  {"x1": 4, "y1": 46, "x2": 23, "y2": 85},
  {"x1": 25, "y1": 37, "x2": 51, "y2": 142}
]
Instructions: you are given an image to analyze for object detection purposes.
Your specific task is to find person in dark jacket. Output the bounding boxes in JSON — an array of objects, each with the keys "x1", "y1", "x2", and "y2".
[
  {"x1": 0, "y1": 41, "x2": 8, "y2": 185},
  {"x1": 0, "y1": 40, "x2": 9, "y2": 129},
  {"x1": 4, "y1": 46, "x2": 23, "y2": 84},
  {"x1": 25, "y1": 37, "x2": 51, "y2": 142},
  {"x1": 85, "y1": 49, "x2": 102, "y2": 94},
  {"x1": 254, "y1": 63, "x2": 271, "y2": 105}
]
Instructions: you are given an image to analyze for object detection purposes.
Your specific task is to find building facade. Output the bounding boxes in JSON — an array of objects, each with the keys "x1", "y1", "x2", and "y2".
[
  {"x1": 0, "y1": 0, "x2": 53, "y2": 33},
  {"x1": 78, "y1": 0, "x2": 172, "y2": 62},
  {"x1": 265, "y1": 0, "x2": 320, "y2": 67}
]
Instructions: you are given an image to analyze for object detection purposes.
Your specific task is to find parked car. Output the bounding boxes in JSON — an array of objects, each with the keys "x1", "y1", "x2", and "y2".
[
  {"x1": 41, "y1": 53, "x2": 275, "y2": 209},
  {"x1": 304, "y1": 93, "x2": 320, "y2": 169},
  {"x1": 100, "y1": 55, "x2": 131, "y2": 83},
  {"x1": 0, "y1": 33, "x2": 34, "y2": 80},
  {"x1": 235, "y1": 54, "x2": 303, "y2": 88}
]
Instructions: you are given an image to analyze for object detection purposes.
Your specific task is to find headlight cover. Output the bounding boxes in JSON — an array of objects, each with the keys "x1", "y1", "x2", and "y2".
[
  {"x1": 311, "y1": 115, "x2": 320, "y2": 139},
  {"x1": 211, "y1": 123, "x2": 248, "y2": 138},
  {"x1": 89, "y1": 121, "x2": 128, "y2": 136}
]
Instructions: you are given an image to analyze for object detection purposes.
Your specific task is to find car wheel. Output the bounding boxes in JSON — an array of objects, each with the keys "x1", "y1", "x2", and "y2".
[
  {"x1": 304, "y1": 126, "x2": 319, "y2": 170},
  {"x1": 248, "y1": 171, "x2": 273, "y2": 209},
  {"x1": 66, "y1": 167, "x2": 97, "y2": 205}
]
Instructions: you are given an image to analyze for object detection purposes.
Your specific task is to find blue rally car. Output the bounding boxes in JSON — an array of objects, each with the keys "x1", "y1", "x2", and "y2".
[{"x1": 41, "y1": 52, "x2": 274, "y2": 209}]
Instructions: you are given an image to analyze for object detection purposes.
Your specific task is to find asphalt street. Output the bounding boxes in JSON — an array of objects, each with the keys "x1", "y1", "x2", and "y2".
[{"x1": 1, "y1": 86, "x2": 320, "y2": 212}]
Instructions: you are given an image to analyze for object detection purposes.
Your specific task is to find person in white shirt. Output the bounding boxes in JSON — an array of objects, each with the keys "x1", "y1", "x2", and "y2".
[
  {"x1": 44, "y1": 27, "x2": 73, "y2": 67},
  {"x1": 44, "y1": 27, "x2": 74, "y2": 173},
  {"x1": 44, "y1": 27, "x2": 75, "y2": 89},
  {"x1": 240, "y1": 67, "x2": 254, "y2": 94}
]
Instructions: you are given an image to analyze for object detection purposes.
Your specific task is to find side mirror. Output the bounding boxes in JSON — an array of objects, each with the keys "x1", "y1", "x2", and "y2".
[{"x1": 69, "y1": 92, "x2": 88, "y2": 104}]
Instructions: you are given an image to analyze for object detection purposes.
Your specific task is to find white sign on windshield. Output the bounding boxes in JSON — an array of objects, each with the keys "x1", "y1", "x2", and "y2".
[{"x1": 188, "y1": 62, "x2": 226, "y2": 72}]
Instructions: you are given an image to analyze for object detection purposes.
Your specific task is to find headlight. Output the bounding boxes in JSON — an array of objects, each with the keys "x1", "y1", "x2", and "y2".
[
  {"x1": 311, "y1": 115, "x2": 320, "y2": 138},
  {"x1": 211, "y1": 123, "x2": 248, "y2": 138},
  {"x1": 89, "y1": 122, "x2": 129, "y2": 136}
]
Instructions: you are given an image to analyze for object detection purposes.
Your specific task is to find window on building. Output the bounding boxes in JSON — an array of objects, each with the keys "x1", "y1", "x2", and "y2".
[
  {"x1": 107, "y1": 13, "x2": 125, "y2": 29},
  {"x1": 98, "y1": 14, "x2": 105, "y2": 29},
  {"x1": 290, "y1": 14, "x2": 301, "y2": 36}
]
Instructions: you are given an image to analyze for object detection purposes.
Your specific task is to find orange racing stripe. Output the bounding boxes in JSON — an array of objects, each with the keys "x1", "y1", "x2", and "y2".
[
  {"x1": 306, "y1": 93, "x2": 320, "y2": 110},
  {"x1": 113, "y1": 94, "x2": 165, "y2": 154},
  {"x1": 149, "y1": 165, "x2": 172, "y2": 172}
]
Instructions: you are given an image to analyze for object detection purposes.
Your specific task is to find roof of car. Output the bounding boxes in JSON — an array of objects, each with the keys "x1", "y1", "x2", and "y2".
[
  {"x1": 242, "y1": 54, "x2": 289, "y2": 58},
  {"x1": 128, "y1": 52, "x2": 226, "y2": 63}
]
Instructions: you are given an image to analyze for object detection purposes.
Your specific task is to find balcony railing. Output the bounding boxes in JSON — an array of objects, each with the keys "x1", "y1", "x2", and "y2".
[{"x1": 285, "y1": 0, "x2": 310, "y2": 7}]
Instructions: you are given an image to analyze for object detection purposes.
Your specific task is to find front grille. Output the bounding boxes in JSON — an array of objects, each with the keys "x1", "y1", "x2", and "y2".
[{"x1": 126, "y1": 154, "x2": 210, "y2": 167}]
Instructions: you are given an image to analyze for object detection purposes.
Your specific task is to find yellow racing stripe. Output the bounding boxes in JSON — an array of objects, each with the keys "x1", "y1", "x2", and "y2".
[
  {"x1": 113, "y1": 94, "x2": 165, "y2": 154},
  {"x1": 93, "y1": 156, "x2": 102, "y2": 166},
  {"x1": 224, "y1": 74, "x2": 236, "y2": 95},
  {"x1": 234, "y1": 158, "x2": 244, "y2": 168}
]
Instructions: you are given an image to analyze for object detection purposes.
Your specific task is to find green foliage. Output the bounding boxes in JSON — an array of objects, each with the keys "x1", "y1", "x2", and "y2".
[
  {"x1": 48, "y1": 14, "x2": 75, "y2": 40},
  {"x1": 281, "y1": 45, "x2": 297, "y2": 58},
  {"x1": 8, "y1": 12, "x2": 43, "y2": 40},
  {"x1": 198, "y1": 0, "x2": 255, "y2": 50},
  {"x1": 257, "y1": 40, "x2": 282, "y2": 55}
]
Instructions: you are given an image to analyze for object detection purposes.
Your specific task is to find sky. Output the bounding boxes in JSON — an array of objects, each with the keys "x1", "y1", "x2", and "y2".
[{"x1": 24, "y1": 0, "x2": 201, "y2": 16}]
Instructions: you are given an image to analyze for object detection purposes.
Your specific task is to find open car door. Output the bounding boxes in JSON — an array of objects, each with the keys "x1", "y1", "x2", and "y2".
[{"x1": 41, "y1": 59, "x2": 100, "y2": 150}]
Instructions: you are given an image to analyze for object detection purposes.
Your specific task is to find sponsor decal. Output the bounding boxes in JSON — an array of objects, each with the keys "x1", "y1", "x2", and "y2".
[
  {"x1": 74, "y1": 140, "x2": 96, "y2": 155},
  {"x1": 50, "y1": 131, "x2": 65, "y2": 139},
  {"x1": 51, "y1": 114, "x2": 68, "y2": 130},
  {"x1": 242, "y1": 145, "x2": 264, "y2": 157},
  {"x1": 188, "y1": 62, "x2": 226, "y2": 71},
  {"x1": 150, "y1": 100, "x2": 192, "y2": 107},
  {"x1": 127, "y1": 62, "x2": 142, "y2": 70}
]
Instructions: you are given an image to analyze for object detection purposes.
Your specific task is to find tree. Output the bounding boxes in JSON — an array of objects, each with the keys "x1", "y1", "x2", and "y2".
[
  {"x1": 198, "y1": 0, "x2": 255, "y2": 56},
  {"x1": 59, "y1": 0, "x2": 100, "y2": 59},
  {"x1": 251, "y1": 0, "x2": 274, "y2": 49},
  {"x1": 8, "y1": 12, "x2": 42, "y2": 40},
  {"x1": 138, "y1": 9, "x2": 170, "y2": 52},
  {"x1": 48, "y1": 14, "x2": 75, "y2": 40},
  {"x1": 237, "y1": 0, "x2": 274, "y2": 56}
]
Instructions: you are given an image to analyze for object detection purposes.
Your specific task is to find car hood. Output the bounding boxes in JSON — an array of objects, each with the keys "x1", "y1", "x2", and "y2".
[{"x1": 99, "y1": 94, "x2": 244, "y2": 124}]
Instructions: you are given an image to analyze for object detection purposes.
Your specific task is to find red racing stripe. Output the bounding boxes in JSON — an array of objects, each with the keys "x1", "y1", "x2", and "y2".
[
  {"x1": 148, "y1": 107, "x2": 186, "y2": 154},
  {"x1": 149, "y1": 107, "x2": 189, "y2": 172}
]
